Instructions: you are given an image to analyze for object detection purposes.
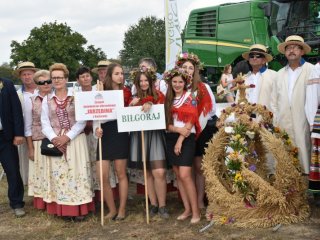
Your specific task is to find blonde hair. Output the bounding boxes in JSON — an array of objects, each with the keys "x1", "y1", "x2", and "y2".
[
  {"x1": 49, "y1": 63, "x2": 69, "y2": 78},
  {"x1": 33, "y1": 70, "x2": 50, "y2": 83}
]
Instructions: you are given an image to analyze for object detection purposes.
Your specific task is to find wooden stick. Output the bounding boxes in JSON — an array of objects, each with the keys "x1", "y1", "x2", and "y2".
[
  {"x1": 141, "y1": 130, "x2": 149, "y2": 224},
  {"x1": 97, "y1": 80, "x2": 104, "y2": 226}
]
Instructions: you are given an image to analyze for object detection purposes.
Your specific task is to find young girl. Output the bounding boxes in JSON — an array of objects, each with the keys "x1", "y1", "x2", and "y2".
[
  {"x1": 220, "y1": 64, "x2": 235, "y2": 103},
  {"x1": 176, "y1": 53, "x2": 215, "y2": 210},
  {"x1": 94, "y1": 63, "x2": 131, "y2": 220},
  {"x1": 164, "y1": 68, "x2": 201, "y2": 224},
  {"x1": 128, "y1": 67, "x2": 169, "y2": 218}
]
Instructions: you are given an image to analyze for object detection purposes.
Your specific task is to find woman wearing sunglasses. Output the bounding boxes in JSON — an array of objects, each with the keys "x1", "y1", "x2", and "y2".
[{"x1": 25, "y1": 70, "x2": 53, "y2": 209}]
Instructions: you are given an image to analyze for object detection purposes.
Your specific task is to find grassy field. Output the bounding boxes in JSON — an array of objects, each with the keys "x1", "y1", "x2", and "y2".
[{"x1": 0, "y1": 178, "x2": 319, "y2": 240}]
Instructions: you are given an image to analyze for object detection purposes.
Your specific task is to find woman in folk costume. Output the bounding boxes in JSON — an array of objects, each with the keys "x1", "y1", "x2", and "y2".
[
  {"x1": 25, "y1": 70, "x2": 52, "y2": 209},
  {"x1": 305, "y1": 62, "x2": 320, "y2": 206},
  {"x1": 164, "y1": 68, "x2": 201, "y2": 224},
  {"x1": 128, "y1": 67, "x2": 169, "y2": 218},
  {"x1": 94, "y1": 63, "x2": 131, "y2": 220},
  {"x1": 175, "y1": 52, "x2": 215, "y2": 210},
  {"x1": 41, "y1": 63, "x2": 94, "y2": 220},
  {"x1": 220, "y1": 64, "x2": 236, "y2": 103}
]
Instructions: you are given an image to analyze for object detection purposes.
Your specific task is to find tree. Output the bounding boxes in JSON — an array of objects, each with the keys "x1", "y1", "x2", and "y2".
[
  {"x1": 10, "y1": 22, "x2": 106, "y2": 80},
  {"x1": 0, "y1": 63, "x2": 19, "y2": 84},
  {"x1": 120, "y1": 16, "x2": 165, "y2": 73}
]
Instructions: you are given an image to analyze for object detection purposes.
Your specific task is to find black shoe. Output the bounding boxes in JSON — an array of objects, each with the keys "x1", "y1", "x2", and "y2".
[
  {"x1": 158, "y1": 206, "x2": 169, "y2": 219},
  {"x1": 149, "y1": 205, "x2": 158, "y2": 217}
]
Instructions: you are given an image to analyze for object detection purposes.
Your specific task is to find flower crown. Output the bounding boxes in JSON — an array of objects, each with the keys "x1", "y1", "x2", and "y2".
[
  {"x1": 163, "y1": 68, "x2": 192, "y2": 84},
  {"x1": 175, "y1": 52, "x2": 203, "y2": 69},
  {"x1": 129, "y1": 67, "x2": 157, "y2": 82}
]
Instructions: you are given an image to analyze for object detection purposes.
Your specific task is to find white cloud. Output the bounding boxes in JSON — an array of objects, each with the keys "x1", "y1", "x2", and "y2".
[{"x1": 0, "y1": 0, "x2": 242, "y2": 65}]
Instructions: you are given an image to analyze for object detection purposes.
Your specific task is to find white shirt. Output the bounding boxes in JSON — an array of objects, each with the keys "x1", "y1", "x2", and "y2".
[
  {"x1": 287, "y1": 66, "x2": 302, "y2": 105},
  {"x1": 17, "y1": 87, "x2": 38, "y2": 136},
  {"x1": 0, "y1": 118, "x2": 3, "y2": 130},
  {"x1": 41, "y1": 89, "x2": 86, "y2": 141},
  {"x1": 246, "y1": 71, "x2": 262, "y2": 104}
]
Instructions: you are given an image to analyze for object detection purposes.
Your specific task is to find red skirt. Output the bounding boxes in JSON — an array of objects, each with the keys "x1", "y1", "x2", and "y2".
[
  {"x1": 33, "y1": 197, "x2": 95, "y2": 217},
  {"x1": 309, "y1": 138, "x2": 320, "y2": 193}
]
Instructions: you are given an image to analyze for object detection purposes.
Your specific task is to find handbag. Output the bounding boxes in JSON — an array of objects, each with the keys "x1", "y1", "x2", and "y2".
[{"x1": 40, "y1": 138, "x2": 63, "y2": 157}]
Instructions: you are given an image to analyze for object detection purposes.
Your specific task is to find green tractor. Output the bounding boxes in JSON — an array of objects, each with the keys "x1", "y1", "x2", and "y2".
[{"x1": 182, "y1": 0, "x2": 320, "y2": 83}]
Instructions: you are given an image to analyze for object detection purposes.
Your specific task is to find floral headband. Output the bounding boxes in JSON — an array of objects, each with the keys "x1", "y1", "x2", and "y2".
[
  {"x1": 129, "y1": 67, "x2": 157, "y2": 82},
  {"x1": 163, "y1": 68, "x2": 192, "y2": 84},
  {"x1": 175, "y1": 52, "x2": 203, "y2": 69}
]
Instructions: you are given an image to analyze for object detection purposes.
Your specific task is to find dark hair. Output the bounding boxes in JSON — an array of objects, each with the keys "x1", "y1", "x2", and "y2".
[
  {"x1": 104, "y1": 63, "x2": 124, "y2": 90},
  {"x1": 76, "y1": 66, "x2": 91, "y2": 79},
  {"x1": 134, "y1": 72, "x2": 158, "y2": 101},
  {"x1": 138, "y1": 57, "x2": 157, "y2": 71},
  {"x1": 164, "y1": 74, "x2": 188, "y2": 128}
]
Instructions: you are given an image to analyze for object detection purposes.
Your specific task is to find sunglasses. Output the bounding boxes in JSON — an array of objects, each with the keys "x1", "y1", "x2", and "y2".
[
  {"x1": 249, "y1": 53, "x2": 265, "y2": 59},
  {"x1": 37, "y1": 79, "x2": 52, "y2": 85}
]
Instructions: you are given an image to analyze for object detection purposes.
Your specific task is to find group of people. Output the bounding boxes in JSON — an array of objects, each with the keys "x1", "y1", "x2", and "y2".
[
  {"x1": 0, "y1": 53, "x2": 217, "y2": 224},
  {"x1": 0, "y1": 34, "x2": 319, "y2": 224}
]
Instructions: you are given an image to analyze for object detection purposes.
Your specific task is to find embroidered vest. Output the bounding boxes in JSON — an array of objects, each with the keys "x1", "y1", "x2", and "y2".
[{"x1": 31, "y1": 96, "x2": 45, "y2": 141}]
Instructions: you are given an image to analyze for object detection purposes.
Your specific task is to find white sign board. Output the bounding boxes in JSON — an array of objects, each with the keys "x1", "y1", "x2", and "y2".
[
  {"x1": 117, "y1": 104, "x2": 166, "y2": 132},
  {"x1": 75, "y1": 90, "x2": 124, "y2": 121}
]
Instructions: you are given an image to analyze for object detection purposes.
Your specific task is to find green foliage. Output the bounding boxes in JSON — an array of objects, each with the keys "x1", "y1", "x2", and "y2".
[
  {"x1": 0, "y1": 63, "x2": 20, "y2": 84},
  {"x1": 120, "y1": 16, "x2": 165, "y2": 73},
  {"x1": 10, "y1": 22, "x2": 106, "y2": 80}
]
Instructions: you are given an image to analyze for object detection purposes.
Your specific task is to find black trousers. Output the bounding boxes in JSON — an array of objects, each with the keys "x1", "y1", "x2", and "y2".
[{"x1": 0, "y1": 131, "x2": 25, "y2": 209}]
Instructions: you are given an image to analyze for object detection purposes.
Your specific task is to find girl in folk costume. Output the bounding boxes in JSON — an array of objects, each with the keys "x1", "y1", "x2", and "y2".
[
  {"x1": 176, "y1": 52, "x2": 215, "y2": 210},
  {"x1": 164, "y1": 68, "x2": 201, "y2": 224},
  {"x1": 41, "y1": 63, "x2": 94, "y2": 219},
  {"x1": 305, "y1": 62, "x2": 320, "y2": 206},
  {"x1": 131, "y1": 57, "x2": 167, "y2": 96},
  {"x1": 25, "y1": 70, "x2": 53, "y2": 209},
  {"x1": 94, "y1": 63, "x2": 131, "y2": 220},
  {"x1": 128, "y1": 67, "x2": 169, "y2": 218}
]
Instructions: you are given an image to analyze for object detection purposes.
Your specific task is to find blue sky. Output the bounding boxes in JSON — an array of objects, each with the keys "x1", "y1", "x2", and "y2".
[{"x1": 0, "y1": 0, "x2": 242, "y2": 65}]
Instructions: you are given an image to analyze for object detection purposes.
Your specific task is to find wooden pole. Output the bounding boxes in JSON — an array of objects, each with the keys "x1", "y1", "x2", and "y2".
[
  {"x1": 141, "y1": 130, "x2": 149, "y2": 224},
  {"x1": 97, "y1": 80, "x2": 104, "y2": 226}
]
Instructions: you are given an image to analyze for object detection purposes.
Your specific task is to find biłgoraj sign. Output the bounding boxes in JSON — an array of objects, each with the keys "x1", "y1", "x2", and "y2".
[{"x1": 117, "y1": 104, "x2": 166, "y2": 132}]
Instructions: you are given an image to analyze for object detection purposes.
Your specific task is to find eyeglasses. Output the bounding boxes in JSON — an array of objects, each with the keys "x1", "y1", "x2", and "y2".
[
  {"x1": 51, "y1": 77, "x2": 65, "y2": 81},
  {"x1": 249, "y1": 53, "x2": 265, "y2": 59},
  {"x1": 36, "y1": 79, "x2": 52, "y2": 85}
]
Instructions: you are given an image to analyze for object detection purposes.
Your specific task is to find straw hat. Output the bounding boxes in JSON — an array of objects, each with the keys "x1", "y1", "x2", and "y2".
[
  {"x1": 242, "y1": 44, "x2": 273, "y2": 62},
  {"x1": 14, "y1": 61, "x2": 38, "y2": 76},
  {"x1": 277, "y1": 35, "x2": 311, "y2": 54},
  {"x1": 91, "y1": 60, "x2": 112, "y2": 73}
]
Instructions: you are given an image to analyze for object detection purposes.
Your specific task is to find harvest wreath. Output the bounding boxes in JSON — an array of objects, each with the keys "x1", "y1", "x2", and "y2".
[{"x1": 202, "y1": 98, "x2": 309, "y2": 228}]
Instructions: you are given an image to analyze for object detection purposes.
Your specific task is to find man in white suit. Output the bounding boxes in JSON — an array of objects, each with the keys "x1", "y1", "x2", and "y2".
[
  {"x1": 238, "y1": 44, "x2": 277, "y2": 110},
  {"x1": 271, "y1": 35, "x2": 314, "y2": 174}
]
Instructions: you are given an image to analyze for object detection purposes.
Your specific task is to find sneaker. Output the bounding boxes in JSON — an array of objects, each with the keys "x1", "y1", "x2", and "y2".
[
  {"x1": 158, "y1": 206, "x2": 169, "y2": 219},
  {"x1": 13, "y1": 208, "x2": 25, "y2": 217},
  {"x1": 149, "y1": 205, "x2": 158, "y2": 217}
]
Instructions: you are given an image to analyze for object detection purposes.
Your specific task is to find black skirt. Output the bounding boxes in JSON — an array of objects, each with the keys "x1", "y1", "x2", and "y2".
[
  {"x1": 166, "y1": 132, "x2": 195, "y2": 167},
  {"x1": 195, "y1": 115, "x2": 218, "y2": 157},
  {"x1": 96, "y1": 120, "x2": 129, "y2": 161}
]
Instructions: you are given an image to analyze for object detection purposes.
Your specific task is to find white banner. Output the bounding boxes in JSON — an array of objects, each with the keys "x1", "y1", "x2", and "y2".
[
  {"x1": 165, "y1": 0, "x2": 182, "y2": 70},
  {"x1": 117, "y1": 104, "x2": 166, "y2": 132},
  {"x1": 74, "y1": 90, "x2": 124, "y2": 121}
]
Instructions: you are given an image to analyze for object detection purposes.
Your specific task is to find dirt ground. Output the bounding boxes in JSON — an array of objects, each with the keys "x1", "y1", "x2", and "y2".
[{"x1": 0, "y1": 179, "x2": 319, "y2": 240}]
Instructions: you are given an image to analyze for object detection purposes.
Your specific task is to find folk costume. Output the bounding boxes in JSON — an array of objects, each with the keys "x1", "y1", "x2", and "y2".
[
  {"x1": 95, "y1": 87, "x2": 131, "y2": 161},
  {"x1": 167, "y1": 91, "x2": 200, "y2": 166},
  {"x1": 271, "y1": 59, "x2": 313, "y2": 174},
  {"x1": 129, "y1": 90, "x2": 167, "y2": 170},
  {"x1": 305, "y1": 62, "x2": 320, "y2": 192},
  {"x1": 41, "y1": 89, "x2": 94, "y2": 217},
  {"x1": 25, "y1": 93, "x2": 49, "y2": 209}
]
